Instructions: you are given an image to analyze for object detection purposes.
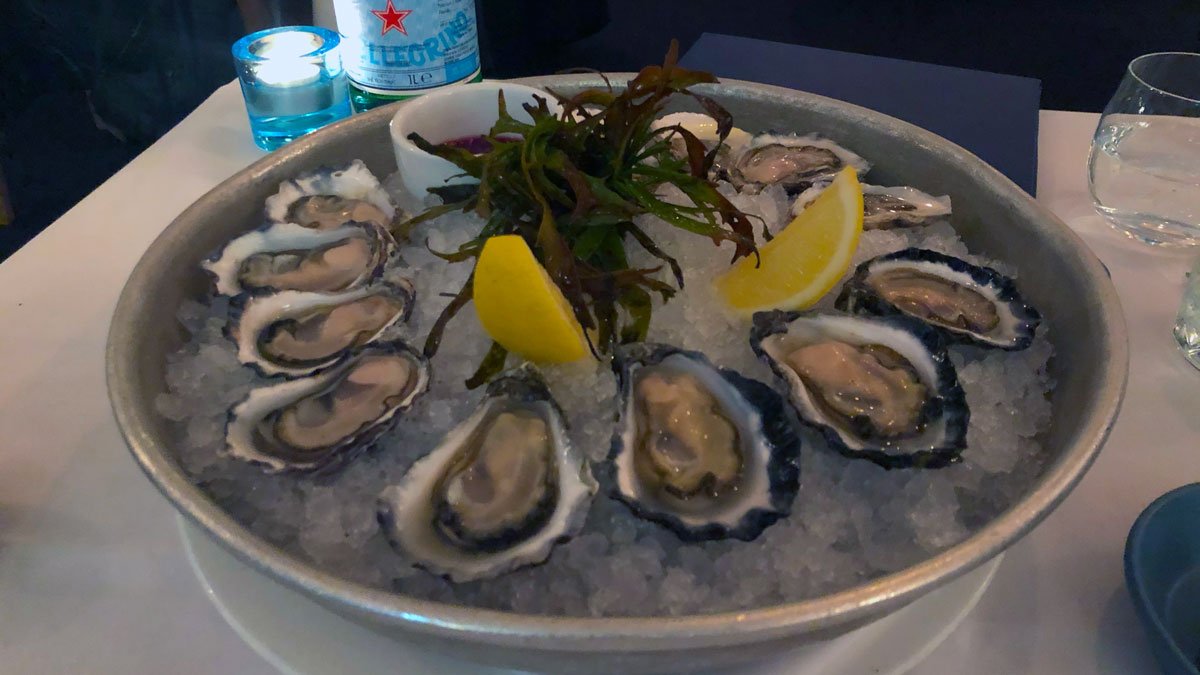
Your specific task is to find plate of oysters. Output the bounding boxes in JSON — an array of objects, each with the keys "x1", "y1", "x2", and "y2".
[{"x1": 108, "y1": 48, "x2": 1125, "y2": 674}]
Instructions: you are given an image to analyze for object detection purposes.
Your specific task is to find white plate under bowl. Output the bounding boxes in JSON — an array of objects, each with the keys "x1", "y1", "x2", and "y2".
[{"x1": 180, "y1": 517, "x2": 1001, "y2": 675}]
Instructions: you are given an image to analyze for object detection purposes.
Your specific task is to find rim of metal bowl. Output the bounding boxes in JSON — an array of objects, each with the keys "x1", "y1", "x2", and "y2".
[{"x1": 107, "y1": 75, "x2": 1128, "y2": 653}]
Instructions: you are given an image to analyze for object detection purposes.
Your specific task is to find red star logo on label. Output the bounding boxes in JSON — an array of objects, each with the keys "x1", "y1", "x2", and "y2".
[{"x1": 371, "y1": 0, "x2": 412, "y2": 36}]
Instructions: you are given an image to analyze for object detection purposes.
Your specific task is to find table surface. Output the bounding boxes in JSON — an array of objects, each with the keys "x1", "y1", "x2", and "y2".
[{"x1": 2, "y1": 81, "x2": 1196, "y2": 675}]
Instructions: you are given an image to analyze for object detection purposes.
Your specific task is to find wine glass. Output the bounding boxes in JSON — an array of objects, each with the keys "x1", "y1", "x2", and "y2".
[{"x1": 1087, "y1": 52, "x2": 1200, "y2": 247}]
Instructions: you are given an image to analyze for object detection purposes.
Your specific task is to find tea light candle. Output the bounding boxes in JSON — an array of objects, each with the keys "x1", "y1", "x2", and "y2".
[{"x1": 232, "y1": 26, "x2": 352, "y2": 150}]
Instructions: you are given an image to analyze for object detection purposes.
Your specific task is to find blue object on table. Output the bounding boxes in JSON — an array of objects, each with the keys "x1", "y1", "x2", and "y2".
[
  {"x1": 232, "y1": 26, "x2": 352, "y2": 151},
  {"x1": 679, "y1": 33, "x2": 1042, "y2": 195},
  {"x1": 1125, "y1": 483, "x2": 1200, "y2": 675}
]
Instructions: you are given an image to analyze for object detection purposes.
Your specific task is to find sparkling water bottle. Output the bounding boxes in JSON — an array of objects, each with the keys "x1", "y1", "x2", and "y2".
[{"x1": 331, "y1": 0, "x2": 482, "y2": 112}]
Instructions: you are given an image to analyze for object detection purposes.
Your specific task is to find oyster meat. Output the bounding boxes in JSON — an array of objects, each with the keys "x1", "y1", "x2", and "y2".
[
  {"x1": 378, "y1": 366, "x2": 596, "y2": 582},
  {"x1": 229, "y1": 279, "x2": 415, "y2": 377},
  {"x1": 264, "y1": 160, "x2": 400, "y2": 232},
  {"x1": 223, "y1": 340, "x2": 429, "y2": 472},
  {"x1": 836, "y1": 248, "x2": 1041, "y2": 350},
  {"x1": 608, "y1": 344, "x2": 801, "y2": 541},
  {"x1": 729, "y1": 133, "x2": 870, "y2": 193},
  {"x1": 792, "y1": 183, "x2": 952, "y2": 229},
  {"x1": 750, "y1": 311, "x2": 968, "y2": 469},
  {"x1": 202, "y1": 221, "x2": 394, "y2": 296}
]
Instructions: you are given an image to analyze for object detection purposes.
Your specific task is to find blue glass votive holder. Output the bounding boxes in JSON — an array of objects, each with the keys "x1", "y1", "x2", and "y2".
[{"x1": 232, "y1": 26, "x2": 351, "y2": 151}]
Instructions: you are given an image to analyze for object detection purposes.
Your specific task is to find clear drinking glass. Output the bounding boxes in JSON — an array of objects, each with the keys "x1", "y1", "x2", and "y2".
[
  {"x1": 1176, "y1": 257, "x2": 1200, "y2": 371},
  {"x1": 232, "y1": 26, "x2": 351, "y2": 151},
  {"x1": 1088, "y1": 52, "x2": 1200, "y2": 247}
]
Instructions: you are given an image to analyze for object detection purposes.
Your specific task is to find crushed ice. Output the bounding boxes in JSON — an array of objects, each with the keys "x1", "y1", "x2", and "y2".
[{"x1": 154, "y1": 176, "x2": 1055, "y2": 617}]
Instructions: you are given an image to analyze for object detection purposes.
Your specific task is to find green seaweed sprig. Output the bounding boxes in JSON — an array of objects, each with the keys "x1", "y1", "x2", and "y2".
[{"x1": 397, "y1": 41, "x2": 757, "y2": 386}]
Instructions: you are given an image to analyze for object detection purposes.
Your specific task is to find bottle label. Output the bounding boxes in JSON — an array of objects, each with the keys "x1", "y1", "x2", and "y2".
[{"x1": 333, "y1": 0, "x2": 480, "y2": 94}]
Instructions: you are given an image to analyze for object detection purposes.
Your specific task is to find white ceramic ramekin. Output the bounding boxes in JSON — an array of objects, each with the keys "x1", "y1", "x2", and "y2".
[{"x1": 389, "y1": 82, "x2": 561, "y2": 199}]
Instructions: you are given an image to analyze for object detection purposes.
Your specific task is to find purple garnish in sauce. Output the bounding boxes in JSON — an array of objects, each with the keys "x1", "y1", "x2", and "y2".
[{"x1": 441, "y1": 134, "x2": 521, "y2": 155}]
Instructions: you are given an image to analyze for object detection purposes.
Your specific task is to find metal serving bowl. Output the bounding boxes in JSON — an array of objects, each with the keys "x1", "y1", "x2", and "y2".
[{"x1": 107, "y1": 75, "x2": 1127, "y2": 673}]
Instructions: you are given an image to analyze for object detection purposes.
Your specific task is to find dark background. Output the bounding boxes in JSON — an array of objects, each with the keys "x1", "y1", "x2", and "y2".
[{"x1": 1, "y1": 0, "x2": 1198, "y2": 261}]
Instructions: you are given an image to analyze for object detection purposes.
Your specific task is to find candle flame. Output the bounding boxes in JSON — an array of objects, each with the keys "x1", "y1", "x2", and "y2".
[{"x1": 253, "y1": 31, "x2": 324, "y2": 87}]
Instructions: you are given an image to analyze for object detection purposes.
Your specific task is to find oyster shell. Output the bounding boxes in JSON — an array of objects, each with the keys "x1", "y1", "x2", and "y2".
[
  {"x1": 229, "y1": 279, "x2": 415, "y2": 377},
  {"x1": 792, "y1": 184, "x2": 952, "y2": 229},
  {"x1": 652, "y1": 111, "x2": 752, "y2": 179},
  {"x1": 750, "y1": 311, "x2": 968, "y2": 469},
  {"x1": 378, "y1": 366, "x2": 596, "y2": 582},
  {"x1": 264, "y1": 160, "x2": 400, "y2": 231},
  {"x1": 836, "y1": 248, "x2": 1041, "y2": 350},
  {"x1": 730, "y1": 133, "x2": 870, "y2": 193},
  {"x1": 223, "y1": 340, "x2": 429, "y2": 472},
  {"x1": 608, "y1": 344, "x2": 801, "y2": 541},
  {"x1": 202, "y1": 221, "x2": 394, "y2": 297}
]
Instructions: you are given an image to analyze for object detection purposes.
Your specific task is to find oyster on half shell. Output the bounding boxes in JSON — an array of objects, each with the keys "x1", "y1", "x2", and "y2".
[
  {"x1": 792, "y1": 183, "x2": 952, "y2": 230},
  {"x1": 836, "y1": 248, "x2": 1041, "y2": 350},
  {"x1": 229, "y1": 279, "x2": 415, "y2": 377},
  {"x1": 265, "y1": 160, "x2": 400, "y2": 232},
  {"x1": 750, "y1": 311, "x2": 968, "y2": 469},
  {"x1": 223, "y1": 340, "x2": 429, "y2": 473},
  {"x1": 378, "y1": 366, "x2": 596, "y2": 582},
  {"x1": 651, "y1": 111, "x2": 753, "y2": 180},
  {"x1": 202, "y1": 221, "x2": 394, "y2": 297},
  {"x1": 729, "y1": 133, "x2": 870, "y2": 193},
  {"x1": 608, "y1": 344, "x2": 801, "y2": 542}
]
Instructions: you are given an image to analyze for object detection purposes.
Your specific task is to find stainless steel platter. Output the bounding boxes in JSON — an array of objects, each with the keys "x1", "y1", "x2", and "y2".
[{"x1": 106, "y1": 75, "x2": 1127, "y2": 673}]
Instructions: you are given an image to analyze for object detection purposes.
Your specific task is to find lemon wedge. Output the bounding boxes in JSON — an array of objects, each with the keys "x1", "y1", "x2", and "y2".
[
  {"x1": 714, "y1": 167, "x2": 864, "y2": 314},
  {"x1": 473, "y1": 235, "x2": 588, "y2": 363}
]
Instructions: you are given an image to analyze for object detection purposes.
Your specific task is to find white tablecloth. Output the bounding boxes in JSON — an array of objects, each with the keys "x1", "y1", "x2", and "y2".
[{"x1": 2, "y1": 82, "x2": 1196, "y2": 674}]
